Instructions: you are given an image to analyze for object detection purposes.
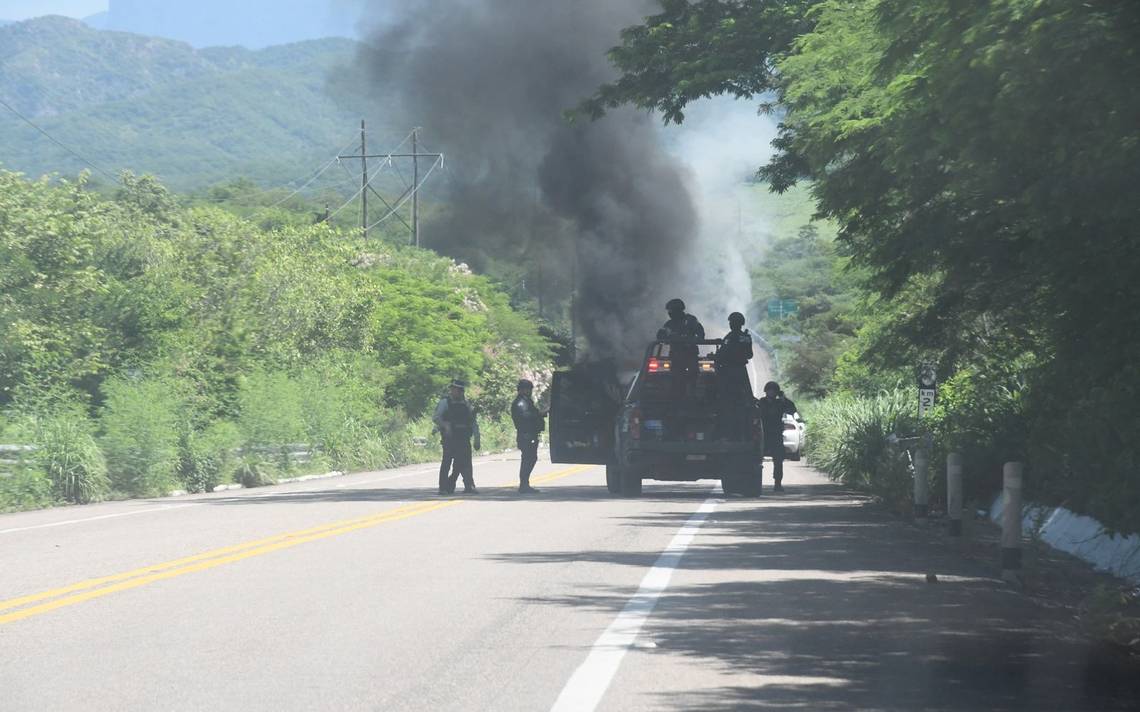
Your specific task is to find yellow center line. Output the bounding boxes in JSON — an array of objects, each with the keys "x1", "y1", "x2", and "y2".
[
  {"x1": 0, "y1": 499, "x2": 441, "y2": 614},
  {"x1": 0, "y1": 500, "x2": 462, "y2": 626},
  {"x1": 0, "y1": 464, "x2": 597, "y2": 626},
  {"x1": 529, "y1": 464, "x2": 596, "y2": 485}
]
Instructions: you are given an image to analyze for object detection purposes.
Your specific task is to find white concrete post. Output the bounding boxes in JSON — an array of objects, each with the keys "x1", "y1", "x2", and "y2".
[
  {"x1": 1001, "y1": 462, "x2": 1024, "y2": 577},
  {"x1": 947, "y1": 452, "x2": 963, "y2": 536},
  {"x1": 913, "y1": 448, "x2": 929, "y2": 518}
]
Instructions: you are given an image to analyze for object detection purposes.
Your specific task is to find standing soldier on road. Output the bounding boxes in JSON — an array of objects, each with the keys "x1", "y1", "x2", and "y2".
[
  {"x1": 758, "y1": 381, "x2": 797, "y2": 492},
  {"x1": 432, "y1": 379, "x2": 481, "y2": 495},
  {"x1": 716, "y1": 312, "x2": 754, "y2": 440},
  {"x1": 511, "y1": 379, "x2": 546, "y2": 494}
]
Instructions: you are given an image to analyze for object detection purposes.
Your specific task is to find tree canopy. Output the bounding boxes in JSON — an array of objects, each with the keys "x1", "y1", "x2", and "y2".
[{"x1": 593, "y1": 0, "x2": 1140, "y2": 532}]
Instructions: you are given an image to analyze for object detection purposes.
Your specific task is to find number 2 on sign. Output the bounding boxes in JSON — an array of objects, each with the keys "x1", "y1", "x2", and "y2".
[{"x1": 919, "y1": 388, "x2": 936, "y2": 416}]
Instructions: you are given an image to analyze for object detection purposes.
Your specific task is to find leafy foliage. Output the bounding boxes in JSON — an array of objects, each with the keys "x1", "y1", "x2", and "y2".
[
  {"x1": 579, "y1": 0, "x2": 820, "y2": 123},
  {"x1": 597, "y1": 0, "x2": 1140, "y2": 533},
  {"x1": 0, "y1": 168, "x2": 552, "y2": 507},
  {"x1": 99, "y1": 376, "x2": 181, "y2": 497}
]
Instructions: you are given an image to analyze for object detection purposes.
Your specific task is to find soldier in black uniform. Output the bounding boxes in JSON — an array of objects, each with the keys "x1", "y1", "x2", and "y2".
[
  {"x1": 658, "y1": 298, "x2": 706, "y2": 395},
  {"x1": 716, "y1": 312, "x2": 754, "y2": 440},
  {"x1": 432, "y1": 379, "x2": 481, "y2": 494},
  {"x1": 758, "y1": 381, "x2": 797, "y2": 492},
  {"x1": 657, "y1": 298, "x2": 706, "y2": 341},
  {"x1": 510, "y1": 379, "x2": 546, "y2": 494}
]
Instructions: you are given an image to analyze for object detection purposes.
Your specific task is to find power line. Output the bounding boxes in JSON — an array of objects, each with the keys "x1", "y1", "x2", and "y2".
[
  {"x1": 336, "y1": 159, "x2": 415, "y2": 234},
  {"x1": 0, "y1": 97, "x2": 117, "y2": 181},
  {"x1": 365, "y1": 155, "x2": 442, "y2": 232},
  {"x1": 193, "y1": 133, "x2": 361, "y2": 204},
  {"x1": 326, "y1": 155, "x2": 395, "y2": 221}
]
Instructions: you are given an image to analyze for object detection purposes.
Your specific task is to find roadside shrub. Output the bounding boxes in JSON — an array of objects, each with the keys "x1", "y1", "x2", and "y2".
[
  {"x1": 297, "y1": 361, "x2": 378, "y2": 469},
  {"x1": 235, "y1": 370, "x2": 305, "y2": 481},
  {"x1": 236, "y1": 371, "x2": 305, "y2": 448},
  {"x1": 0, "y1": 467, "x2": 54, "y2": 511},
  {"x1": 100, "y1": 377, "x2": 180, "y2": 496},
  {"x1": 34, "y1": 411, "x2": 109, "y2": 503},
  {"x1": 925, "y1": 365, "x2": 1028, "y2": 509},
  {"x1": 807, "y1": 388, "x2": 917, "y2": 510},
  {"x1": 178, "y1": 420, "x2": 241, "y2": 493}
]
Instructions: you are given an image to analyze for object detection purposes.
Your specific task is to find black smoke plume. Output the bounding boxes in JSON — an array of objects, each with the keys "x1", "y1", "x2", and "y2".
[{"x1": 361, "y1": 0, "x2": 697, "y2": 360}]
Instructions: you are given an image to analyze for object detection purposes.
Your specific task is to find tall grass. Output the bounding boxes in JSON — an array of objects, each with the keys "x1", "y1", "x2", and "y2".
[
  {"x1": 807, "y1": 388, "x2": 918, "y2": 510},
  {"x1": 34, "y1": 412, "x2": 110, "y2": 504}
]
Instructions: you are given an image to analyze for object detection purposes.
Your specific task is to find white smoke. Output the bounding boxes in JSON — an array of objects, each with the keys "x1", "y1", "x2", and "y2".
[{"x1": 662, "y1": 96, "x2": 780, "y2": 337}]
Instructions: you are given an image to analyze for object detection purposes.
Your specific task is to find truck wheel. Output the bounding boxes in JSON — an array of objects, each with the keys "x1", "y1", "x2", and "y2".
[
  {"x1": 622, "y1": 467, "x2": 643, "y2": 497},
  {"x1": 605, "y1": 464, "x2": 622, "y2": 495},
  {"x1": 741, "y1": 465, "x2": 762, "y2": 497},
  {"x1": 721, "y1": 476, "x2": 740, "y2": 496},
  {"x1": 788, "y1": 450, "x2": 802, "y2": 462}
]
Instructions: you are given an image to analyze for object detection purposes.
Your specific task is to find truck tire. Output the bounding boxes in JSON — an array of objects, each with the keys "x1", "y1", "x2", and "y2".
[
  {"x1": 721, "y1": 475, "x2": 741, "y2": 496},
  {"x1": 741, "y1": 464, "x2": 762, "y2": 497},
  {"x1": 605, "y1": 464, "x2": 622, "y2": 495},
  {"x1": 622, "y1": 466, "x2": 643, "y2": 497},
  {"x1": 788, "y1": 450, "x2": 802, "y2": 462}
]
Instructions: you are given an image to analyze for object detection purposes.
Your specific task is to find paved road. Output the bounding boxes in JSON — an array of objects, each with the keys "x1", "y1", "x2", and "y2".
[{"x1": 0, "y1": 455, "x2": 1130, "y2": 710}]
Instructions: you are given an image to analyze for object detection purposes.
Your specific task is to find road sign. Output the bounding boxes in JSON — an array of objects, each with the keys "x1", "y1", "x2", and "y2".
[
  {"x1": 919, "y1": 388, "x2": 936, "y2": 416},
  {"x1": 766, "y1": 298, "x2": 799, "y2": 319},
  {"x1": 918, "y1": 364, "x2": 937, "y2": 416}
]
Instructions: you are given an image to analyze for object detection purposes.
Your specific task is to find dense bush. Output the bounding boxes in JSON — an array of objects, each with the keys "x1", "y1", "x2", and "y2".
[
  {"x1": 177, "y1": 420, "x2": 240, "y2": 493},
  {"x1": 0, "y1": 467, "x2": 54, "y2": 511},
  {"x1": 99, "y1": 377, "x2": 181, "y2": 497}
]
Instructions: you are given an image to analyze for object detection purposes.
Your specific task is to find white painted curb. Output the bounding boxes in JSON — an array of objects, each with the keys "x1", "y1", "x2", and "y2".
[{"x1": 989, "y1": 493, "x2": 1140, "y2": 585}]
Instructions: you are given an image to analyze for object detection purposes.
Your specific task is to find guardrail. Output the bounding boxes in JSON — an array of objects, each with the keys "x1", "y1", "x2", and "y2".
[
  {"x1": 0, "y1": 444, "x2": 36, "y2": 473},
  {"x1": 0, "y1": 443, "x2": 320, "y2": 476}
]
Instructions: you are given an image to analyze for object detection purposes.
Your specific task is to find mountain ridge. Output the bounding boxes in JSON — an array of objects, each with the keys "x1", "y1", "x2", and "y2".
[{"x1": 0, "y1": 16, "x2": 395, "y2": 190}]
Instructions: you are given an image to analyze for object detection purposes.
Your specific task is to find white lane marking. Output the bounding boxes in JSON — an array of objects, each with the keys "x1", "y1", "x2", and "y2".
[
  {"x1": 0, "y1": 504, "x2": 200, "y2": 535},
  {"x1": 550, "y1": 496, "x2": 719, "y2": 712}
]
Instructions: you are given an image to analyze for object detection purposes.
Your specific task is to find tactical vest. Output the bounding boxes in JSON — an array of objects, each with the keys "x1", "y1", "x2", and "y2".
[{"x1": 443, "y1": 398, "x2": 474, "y2": 438}]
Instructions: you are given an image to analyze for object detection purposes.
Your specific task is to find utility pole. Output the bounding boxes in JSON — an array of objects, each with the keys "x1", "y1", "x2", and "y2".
[
  {"x1": 338, "y1": 125, "x2": 442, "y2": 243},
  {"x1": 412, "y1": 127, "x2": 420, "y2": 247},
  {"x1": 360, "y1": 119, "x2": 368, "y2": 239}
]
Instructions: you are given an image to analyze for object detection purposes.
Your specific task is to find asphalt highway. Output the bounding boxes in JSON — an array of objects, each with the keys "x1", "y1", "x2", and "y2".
[{"x1": 0, "y1": 454, "x2": 1130, "y2": 711}]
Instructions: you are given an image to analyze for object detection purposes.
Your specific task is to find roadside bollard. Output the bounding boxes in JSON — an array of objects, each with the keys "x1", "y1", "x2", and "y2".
[
  {"x1": 947, "y1": 452, "x2": 963, "y2": 536},
  {"x1": 913, "y1": 448, "x2": 929, "y2": 518},
  {"x1": 1001, "y1": 462, "x2": 1024, "y2": 580}
]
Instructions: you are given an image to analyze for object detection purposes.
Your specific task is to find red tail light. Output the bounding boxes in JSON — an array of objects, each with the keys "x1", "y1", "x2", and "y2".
[{"x1": 647, "y1": 357, "x2": 672, "y2": 374}]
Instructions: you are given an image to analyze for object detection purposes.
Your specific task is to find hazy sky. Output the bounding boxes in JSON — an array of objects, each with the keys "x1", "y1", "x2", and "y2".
[{"x1": 0, "y1": 1, "x2": 106, "y2": 20}]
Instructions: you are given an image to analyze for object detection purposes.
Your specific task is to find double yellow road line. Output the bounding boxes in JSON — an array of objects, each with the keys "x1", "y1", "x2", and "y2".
[{"x1": 0, "y1": 464, "x2": 595, "y2": 626}]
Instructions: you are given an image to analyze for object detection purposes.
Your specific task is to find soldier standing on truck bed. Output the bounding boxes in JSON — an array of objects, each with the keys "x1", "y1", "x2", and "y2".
[
  {"x1": 433, "y1": 379, "x2": 481, "y2": 495},
  {"x1": 758, "y1": 381, "x2": 797, "y2": 492},
  {"x1": 716, "y1": 312, "x2": 754, "y2": 440},
  {"x1": 657, "y1": 298, "x2": 705, "y2": 342},
  {"x1": 511, "y1": 379, "x2": 546, "y2": 494},
  {"x1": 658, "y1": 298, "x2": 706, "y2": 395}
]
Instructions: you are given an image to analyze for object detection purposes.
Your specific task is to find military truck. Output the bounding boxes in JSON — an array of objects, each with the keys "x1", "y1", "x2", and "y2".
[{"x1": 549, "y1": 339, "x2": 765, "y2": 497}]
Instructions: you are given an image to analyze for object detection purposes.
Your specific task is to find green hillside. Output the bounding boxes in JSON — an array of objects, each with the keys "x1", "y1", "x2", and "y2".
[{"x1": 0, "y1": 16, "x2": 394, "y2": 190}]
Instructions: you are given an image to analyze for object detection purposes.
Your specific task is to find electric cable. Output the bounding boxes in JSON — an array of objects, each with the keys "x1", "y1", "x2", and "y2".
[
  {"x1": 0, "y1": 97, "x2": 118, "y2": 181},
  {"x1": 364, "y1": 155, "x2": 442, "y2": 231}
]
